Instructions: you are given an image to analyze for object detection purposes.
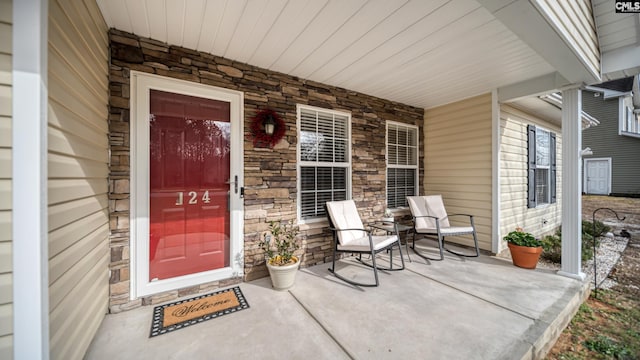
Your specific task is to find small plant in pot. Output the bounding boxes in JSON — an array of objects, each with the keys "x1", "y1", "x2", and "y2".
[
  {"x1": 259, "y1": 220, "x2": 301, "y2": 290},
  {"x1": 503, "y1": 227, "x2": 543, "y2": 269},
  {"x1": 382, "y1": 208, "x2": 395, "y2": 224}
]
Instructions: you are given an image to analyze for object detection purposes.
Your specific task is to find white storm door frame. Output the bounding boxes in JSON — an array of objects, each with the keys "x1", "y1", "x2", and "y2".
[{"x1": 130, "y1": 71, "x2": 244, "y2": 299}]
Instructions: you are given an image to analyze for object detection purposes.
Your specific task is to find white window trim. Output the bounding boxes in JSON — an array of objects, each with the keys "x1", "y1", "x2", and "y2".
[
  {"x1": 619, "y1": 96, "x2": 640, "y2": 138},
  {"x1": 619, "y1": 97, "x2": 624, "y2": 136},
  {"x1": 385, "y1": 121, "x2": 419, "y2": 210},
  {"x1": 296, "y1": 104, "x2": 352, "y2": 223}
]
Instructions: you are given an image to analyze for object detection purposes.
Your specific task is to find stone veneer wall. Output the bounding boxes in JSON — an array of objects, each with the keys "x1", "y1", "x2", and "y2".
[{"x1": 108, "y1": 29, "x2": 424, "y2": 312}]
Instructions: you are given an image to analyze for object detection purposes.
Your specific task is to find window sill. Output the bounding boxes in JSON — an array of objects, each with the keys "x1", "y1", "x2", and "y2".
[
  {"x1": 389, "y1": 207, "x2": 411, "y2": 216},
  {"x1": 620, "y1": 131, "x2": 640, "y2": 139},
  {"x1": 534, "y1": 203, "x2": 553, "y2": 209},
  {"x1": 298, "y1": 219, "x2": 329, "y2": 232}
]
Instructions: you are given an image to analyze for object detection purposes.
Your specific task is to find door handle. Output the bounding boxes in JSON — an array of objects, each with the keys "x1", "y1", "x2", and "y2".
[{"x1": 228, "y1": 175, "x2": 239, "y2": 194}]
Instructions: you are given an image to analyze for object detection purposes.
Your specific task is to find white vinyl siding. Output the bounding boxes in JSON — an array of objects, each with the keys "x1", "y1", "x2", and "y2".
[
  {"x1": 297, "y1": 105, "x2": 351, "y2": 221},
  {"x1": 500, "y1": 105, "x2": 562, "y2": 243},
  {"x1": 0, "y1": 0, "x2": 12, "y2": 358},
  {"x1": 533, "y1": 0, "x2": 600, "y2": 78},
  {"x1": 423, "y1": 93, "x2": 492, "y2": 251},
  {"x1": 386, "y1": 122, "x2": 418, "y2": 209},
  {"x1": 48, "y1": 1, "x2": 109, "y2": 359}
]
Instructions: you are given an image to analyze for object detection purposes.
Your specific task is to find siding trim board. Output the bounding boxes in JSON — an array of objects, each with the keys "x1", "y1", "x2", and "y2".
[
  {"x1": 0, "y1": 0, "x2": 11, "y2": 357},
  {"x1": 12, "y1": 0, "x2": 49, "y2": 359},
  {"x1": 491, "y1": 90, "x2": 501, "y2": 253}
]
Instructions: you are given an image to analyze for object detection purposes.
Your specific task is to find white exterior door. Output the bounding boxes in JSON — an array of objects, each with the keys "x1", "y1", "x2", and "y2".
[
  {"x1": 130, "y1": 71, "x2": 245, "y2": 298},
  {"x1": 584, "y1": 158, "x2": 611, "y2": 195}
]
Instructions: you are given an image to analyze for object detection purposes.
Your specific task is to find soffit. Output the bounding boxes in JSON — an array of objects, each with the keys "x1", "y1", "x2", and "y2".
[
  {"x1": 96, "y1": 0, "x2": 555, "y2": 109},
  {"x1": 593, "y1": 0, "x2": 638, "y2": 53},
  {"x1": 593, "y1": 0, "x2": 640, "y2": 81}
]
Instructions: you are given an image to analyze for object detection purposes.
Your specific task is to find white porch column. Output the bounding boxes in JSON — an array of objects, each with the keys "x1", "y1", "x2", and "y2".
[
  {"x1": 558, "y1": 88, "x2": 585, "y2": 280},
  {"x1": 12, "y1": 0, "x2": 49, "y2": 358}
]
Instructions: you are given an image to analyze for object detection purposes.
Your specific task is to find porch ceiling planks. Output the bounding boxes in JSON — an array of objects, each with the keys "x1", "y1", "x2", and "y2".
[
  {"x1": 96, "y1": 0, "x2": 557, "y2": 109},
  {"x1": 96, "y1": 0, "x2": 640, "y2": 108}
]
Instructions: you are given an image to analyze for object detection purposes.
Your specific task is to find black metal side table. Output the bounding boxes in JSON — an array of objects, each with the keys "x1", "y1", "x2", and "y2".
[{"x1": 371, "y1": 221, "x2": 413, "y2": 262}]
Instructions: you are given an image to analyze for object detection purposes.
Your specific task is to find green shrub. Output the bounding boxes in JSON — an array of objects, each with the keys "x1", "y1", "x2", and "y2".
[
  {"x1": 584, "y1": 335, "x2": 632, "y2": 358},
  {"x1": 581, "y1": 232, "x2": 595, "y2": 262},
  {"x1": 583, "y1": 219, "x2": 611, "y2": 239},
  {"x1": 541, "y1": 221, "x2": 606, "y2": 264},
  {"x1": 541, "y1": 232, "x2": 562, "y2": 263}
]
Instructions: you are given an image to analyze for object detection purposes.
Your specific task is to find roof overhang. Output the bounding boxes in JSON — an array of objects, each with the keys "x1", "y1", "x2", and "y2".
[
  {"x1": 478, "y1": 0, "x2": 602, "y2": 86},
  {"x1": 539, "y1": 92, "x2": 600, "y2": 128},
  {"x1": 497, "y1": 72, "x2": 572, "y2": 103},
  {"x1": 509, "y1": 93, "x2": 599, "y2": 129},
  {"x1": 602, "y1": 44, "x2": 640, "y2": 79}
]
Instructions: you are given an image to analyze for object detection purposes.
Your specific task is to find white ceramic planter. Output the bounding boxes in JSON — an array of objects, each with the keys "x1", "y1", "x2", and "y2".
[{"x1": 266, "y1": 259, "x2": 300, "y2": 290}]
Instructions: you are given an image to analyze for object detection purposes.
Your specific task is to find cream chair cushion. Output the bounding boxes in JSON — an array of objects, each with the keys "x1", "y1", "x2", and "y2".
[
  {"x1": 326, "y1": 200, "x2": 399, "y2": 251},
  {"x1": 407, "y1": 195, "x2": 451, "y2": 232},
  {"x1": 326, "y1": 200, "x2": 366, "y2": 246}
]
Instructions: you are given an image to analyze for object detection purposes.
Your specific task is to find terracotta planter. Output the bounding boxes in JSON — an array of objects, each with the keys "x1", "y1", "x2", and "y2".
[
  {"x1": 507, "y1": 243, "x2": 543, "y2": 269},
  {"x1": 266, "y1": 259, "x2": 300, "y2": 290}
]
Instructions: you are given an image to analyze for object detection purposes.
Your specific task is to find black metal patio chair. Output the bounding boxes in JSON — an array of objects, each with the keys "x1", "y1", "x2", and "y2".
[
  {"x1": 407, "y1": 195, "x2": 480, "y2": 261},
  {"x1": 325, "y1": 200, "x2": 405, "y2": 287}
]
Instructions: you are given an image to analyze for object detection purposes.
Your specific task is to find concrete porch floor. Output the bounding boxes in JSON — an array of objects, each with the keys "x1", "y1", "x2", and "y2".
[{"x1": 85, "y1": 244, "x2": 589, "y2": 360}]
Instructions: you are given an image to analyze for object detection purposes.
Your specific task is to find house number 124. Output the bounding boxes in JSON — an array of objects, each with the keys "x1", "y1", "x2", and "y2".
[{"x1": 175, "y1": 191, "x2": 211, "y2": 205}]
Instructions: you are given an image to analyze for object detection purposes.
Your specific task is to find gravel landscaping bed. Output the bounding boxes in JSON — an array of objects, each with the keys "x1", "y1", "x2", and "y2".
[{"x1": 536, "y1": 234, "x2": 630, "y2": 290}]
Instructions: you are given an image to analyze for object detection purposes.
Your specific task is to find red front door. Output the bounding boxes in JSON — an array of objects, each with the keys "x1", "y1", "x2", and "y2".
[{"x1": 148, "y1": 90, "x2": 231, "y2": 281}]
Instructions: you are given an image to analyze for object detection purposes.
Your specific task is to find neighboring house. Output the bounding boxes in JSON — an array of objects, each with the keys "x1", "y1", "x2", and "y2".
[
  {"x1": 582, "y1": 76, "x2": 640, "y2": 196},
  {"x1": 3, "y1": 0, "x2": 640, "y2": 359}
]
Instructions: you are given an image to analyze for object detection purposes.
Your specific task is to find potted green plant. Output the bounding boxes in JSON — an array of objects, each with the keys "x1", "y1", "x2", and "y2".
[
  {"x1": 259, "y1": 220, "x2": 301, "y2": 290},
  {"x1": 503, "y1": 227, "x2": 543, "y2": 269},
  {"x1": 382, "y1": 208, "x2": 395, "y2": 224}
]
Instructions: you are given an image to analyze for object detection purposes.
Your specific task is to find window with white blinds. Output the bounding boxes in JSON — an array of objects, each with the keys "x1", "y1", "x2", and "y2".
[
  {"x1": 297, "y1": 105, "x2": 351, "y2": 220},
  {"x1": 535, "y1": 128, "x2": 551, "y2": 205},
  {"x1": 386, "y1": 122, "x2": 418, "y2": 208},
  {"x1": 527, "y1": 125, "x2": 556, "y2": 208}
]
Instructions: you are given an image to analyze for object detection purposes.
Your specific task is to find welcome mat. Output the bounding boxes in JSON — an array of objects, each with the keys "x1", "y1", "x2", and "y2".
[{"x1": 150, "y1": 286, "x2": 249, "y2": 337}]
